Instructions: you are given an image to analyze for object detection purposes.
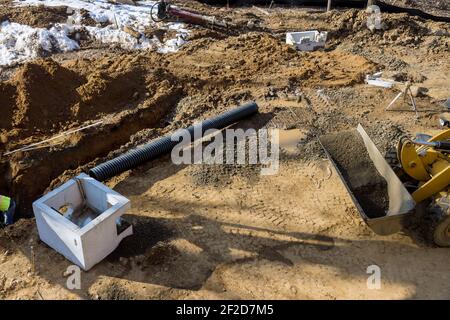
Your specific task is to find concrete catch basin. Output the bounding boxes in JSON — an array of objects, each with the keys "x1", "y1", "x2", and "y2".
[{"x1": 32, "y1": 173, "x2": 133, "y2": 271}]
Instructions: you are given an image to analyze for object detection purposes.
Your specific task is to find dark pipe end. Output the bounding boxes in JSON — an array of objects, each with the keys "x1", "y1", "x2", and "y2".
[{"x1": 88, "y1": 168, "x2": 101, "y2": 181}]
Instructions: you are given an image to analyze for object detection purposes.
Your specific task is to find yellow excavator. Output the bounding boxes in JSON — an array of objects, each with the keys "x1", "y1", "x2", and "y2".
[
  {"x1": 320, "y1": 122, "x2": 450, "y2": 247},
  {"x1": 392, "y1": 125, "x2": 450, "y2": 246}
]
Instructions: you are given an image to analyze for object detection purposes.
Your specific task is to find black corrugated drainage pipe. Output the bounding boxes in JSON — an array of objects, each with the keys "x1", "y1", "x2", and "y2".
[{"x1": 88, "y1": 101, "x2": 259, "y2": 181}]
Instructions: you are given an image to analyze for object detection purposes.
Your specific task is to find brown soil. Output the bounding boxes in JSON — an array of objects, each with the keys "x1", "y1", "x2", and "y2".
[
  {"x1": 12, "y1": 60, "x2": 85, "y2": 129},
  {"x1": 0, "y1": 4, "x2": 68, "y2": 29},
  {"x1": 0, "y1": 51, "x2": 184, "y2": 215},
  {"x1": 383, "y1": 0, "x2": 450, "y2": 18},
  {"x1": 1, "y1": 54, "x2": 177, "y2": 137},
  {"x1": 7, "y1": 56, "x2": 159, "y2": 133},
  {"x1": 0, "y1": 1, "x2": 449, "y2": 300},
  {"x1": 168, "y1": 32, "x2": 374, "y2": 89},
  {"x1": 0, "y1": 82, "x2": 15, "y2": 130}
]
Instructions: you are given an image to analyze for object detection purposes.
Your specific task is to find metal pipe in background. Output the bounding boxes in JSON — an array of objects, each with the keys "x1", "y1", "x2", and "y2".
[
  {"x1": 413, "y1": 140, "x2": 450, "y2": 151},
  {"x1": 88, "y1": 102, "x2": 259, "y2": 181},
  {"x1": 168, "y1": 6, "x2": 231, "y2": 29}
]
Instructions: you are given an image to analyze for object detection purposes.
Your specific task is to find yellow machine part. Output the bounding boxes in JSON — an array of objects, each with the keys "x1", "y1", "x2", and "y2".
[{"x1": 400, "y1": 129, "x2": 450, "y2": 203}]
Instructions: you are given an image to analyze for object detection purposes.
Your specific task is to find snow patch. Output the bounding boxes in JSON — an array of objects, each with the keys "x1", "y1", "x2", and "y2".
[
  {"x1": 16, "y1": 0, "x2": 158, "y2": 29},
  {"x1": 0, "y1": 0, "x2": 190, "y2": 66},
  {"x1": 0, "y1": 21, "x2": 79, "y2": 66}
]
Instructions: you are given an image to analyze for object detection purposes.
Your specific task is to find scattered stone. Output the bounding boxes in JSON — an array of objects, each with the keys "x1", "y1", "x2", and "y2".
[
  {"x1": 119, "y1": 257, "x2": 129, "y2": 267},
  {"x1": 123, "y1": 25, "x2": 141, "y2": 39}
]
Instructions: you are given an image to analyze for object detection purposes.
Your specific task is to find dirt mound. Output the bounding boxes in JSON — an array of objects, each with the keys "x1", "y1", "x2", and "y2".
[
  {"x1": 0, "y1": 5, "x2": 68, "y2": 29},
  {"x1": 0, "y1": 82, "x2": 15, "y2": 130},
  {"x1": 169, "y1": 32, "x2": 374, "y2": 90},
  {"x1": 329, "y1": 9, "x2": 450, "y2": 55},
  {"x1": 73, "y1": 58, "x2": 147, "y2": 119},
  {"x1": 3, "y1": 56, "x2": 183, "y2": 215},
  {"x1": 0, "y1": 54, "x2": 183, "y2": 215},
  {"x1": 0, "y1": 54, "x2": 167, "y2": 139},
  {"x1": 328, "y1": 9, "x2": 432, "y2": 39},
  {"x1": 12, "y1": 59, "x2": 84, "y2": 130}
]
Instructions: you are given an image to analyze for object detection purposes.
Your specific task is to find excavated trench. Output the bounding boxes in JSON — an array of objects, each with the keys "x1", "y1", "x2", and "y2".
[
  {"x1": 7, "y1": 90, "x2": 182, "y2": 216},
  {"x1": 0, "y1": 56, "x2": 183, "y2": 216},
  {"x1": 0, "y1": 29, "x2": 378, "y2": 217}
]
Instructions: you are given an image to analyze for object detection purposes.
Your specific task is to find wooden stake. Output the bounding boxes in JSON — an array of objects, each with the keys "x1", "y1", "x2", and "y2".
[
  {"x1": 327, "y1": 0, "x2": 332, "y2": 11},
  {"x1": 269, "y1": 0, "x2": 275, "y2": 10}
]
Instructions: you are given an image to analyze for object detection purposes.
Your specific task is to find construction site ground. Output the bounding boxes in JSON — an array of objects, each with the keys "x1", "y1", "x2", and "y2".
[{"x1": 0, "y1": 0, "x2": 449, "y2": 299}]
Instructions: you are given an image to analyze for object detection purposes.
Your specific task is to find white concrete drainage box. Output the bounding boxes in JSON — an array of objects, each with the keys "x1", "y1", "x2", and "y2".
[
  {"x1": 32, "y1": 173, "x2": 133, "y2": 271},
  {"x1": 286, "y1": 31, "x2": 328, "y2": 51}
]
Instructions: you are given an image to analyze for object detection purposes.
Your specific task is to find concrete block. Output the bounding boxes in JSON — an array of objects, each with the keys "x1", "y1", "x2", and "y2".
[
  {"x1": 286, "y1": 31, "x2": 328, "y2": 51},
  {"x1": 32, "y1": 173, "x2": 132, "y2": 271}
]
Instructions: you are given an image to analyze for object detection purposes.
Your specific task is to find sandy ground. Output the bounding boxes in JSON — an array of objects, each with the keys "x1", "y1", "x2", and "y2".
[{"x1": 0, "y1": 0, "x2": 449, "y2": 299}]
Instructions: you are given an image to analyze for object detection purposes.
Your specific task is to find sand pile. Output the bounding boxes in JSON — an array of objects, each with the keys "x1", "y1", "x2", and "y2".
[
  {"x1": 0, "y1": 5, "x2": 69, "y2": 28},
  {"x1": 74, "y1": 61, "x2": 146, "y2": 118},
  {"x1": 0, "y1": 56, "x2": 153, "y2": 138},
  {"x1": 12, "y1": 59, "x2": 84, "y2": 129},
  {"x1": 168, "y1": 33, "x2": 374, "y2": 89}
]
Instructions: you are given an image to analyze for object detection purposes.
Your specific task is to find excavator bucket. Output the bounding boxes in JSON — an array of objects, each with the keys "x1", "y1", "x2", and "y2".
[{"x1": 319, "y1": 124, "x2": 416, "y2": 235}]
